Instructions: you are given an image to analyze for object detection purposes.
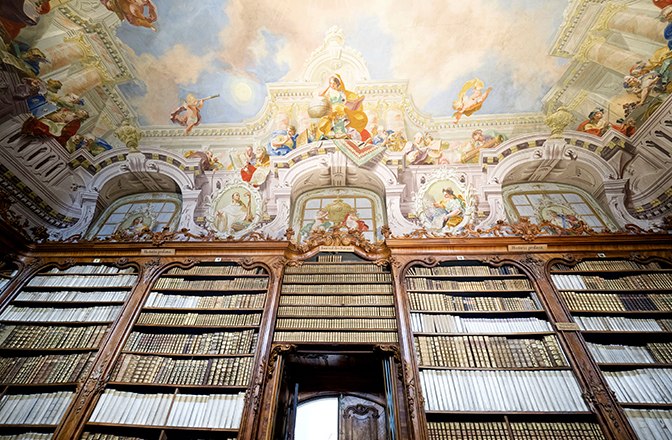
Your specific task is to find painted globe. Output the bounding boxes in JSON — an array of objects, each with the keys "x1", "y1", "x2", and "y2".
[{"x1": 307, "y1": 95, "x2": 331, "y2": 118}]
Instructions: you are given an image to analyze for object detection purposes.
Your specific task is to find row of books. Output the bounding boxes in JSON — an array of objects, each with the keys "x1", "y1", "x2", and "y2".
[
  {"x1": 420, "y1": 369, "x2": 587, "y2": 412},
  {"x1": 273, "y1": 331, "x2": 397, "y2": 343},
  {"x1": 166, "y1": 266, "x2": 264, "y2": 276},
  {"x1": 124, "y1": 330, "x2": 257, "y2": 355},
  {"x1": 427, "y1": 421, "x2": 605, "y2": 440},
  {"x1": 282, "y1": 273, "x2": 391, "y2": 283},
  {"x1": 552, "y1": 260, "x2": 663, "y2": 272},
  {"x1": 275, "y1": 318, "x2": 397, "y2": 330},
  {"x1": 89, "y1": 389, "x2": 245, "y2": 429},
  {"x1": 0, "y1": 306, "x2": 121, "y2": 323},
  {"x1": 80, "y1": 434, "x2": 145, "y2": 440},
  {"x1": 152, "y1": 278, "x2": 268, "y2": 290},
  {"x1": 278, "y1": 295, "x2": 394, "y2": 306},
  {"x1": 411, "y1": 314, "x2": 553, "y2": 334},
  {"x1": 414, "y1": 335, "x2": 566, "y2": 368},
  {"x1": 586, "y1": 341, "x2": 672, "y2": 364},
  {"x1": 0, "y1": 391, "x2": 73, "y2": 425},
  {"x1": 284, "y1": 264, "x2": 386, "y2": 274},
  {"x1": 604, "y1": 368, "x2": 672, "y2": 404},
  {"x1": 316, "y1": 255, "x2": 342, "y2": 262},
  {"x1": 136, "y1": 312, "x2": 261, "y2": 327},
  {"x1": 0, "y1": 434, "x2": 53, "y2": 440},
  {"x1": 624, "y1": 408, "x2": 672, "y2": 440},
  {"x1": 406, "y1": 278, "x2": 532, "y2": 292},
  {"x1": 112, "y1": 354, "x2": 253, "y2": 386},
  {"x1": 26, "y1": 275, "x2": 137, "y2": 288},
  {"x1": 0, "y1": 324, "x2": 108, "y2": 350},
  {"x1": 409, "y1": 293, "x2": 540, "y2": 312},
  {"x1": 561, "y1": 292, "x2": 672, "y2": 312},
  {"x1": 45, "y1": 265, "x2": 135, "y2": 275},
  {"x1": 15, "y1": 291, "x2": 129, "y2": 303},
  {"x1": 574, "y1": 316, "x2": 672, "y2": 332},
  {"x1": 551, "y1": 273, "x2": 672, "y2": 291},
  {"x1": 408, "y1": 265, "x2": 521, "y2": 277},
  {"x1": 277, "y1": 306, "x2": 395, "y2": 317},
  {"x1": 145, "y1": 292, "x2": 266, "y2": 309},
  {"x1": 0, "y1": 352, "x2": 93, "y2": 384},
  {"x1": 280, "y1": 284, "x2": 393, "y2": 294}
]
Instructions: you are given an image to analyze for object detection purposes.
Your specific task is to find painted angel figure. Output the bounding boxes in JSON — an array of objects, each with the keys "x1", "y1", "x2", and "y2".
[
  {"x1": 452, "y1": 78, "x2": 492, "y2": 123},
  {"x1": 170, "y1": 94, "x2": 219, "y2": 135},
  {"x1": 101, "y1": 0, "x2": 158, "y2": 31}
]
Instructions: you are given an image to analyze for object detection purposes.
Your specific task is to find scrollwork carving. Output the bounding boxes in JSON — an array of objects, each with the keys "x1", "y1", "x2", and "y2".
[
  {"x1": 266, "y1": 344, "x2": 296, "y2": 379},
  {"x1": 142, "y1": 258, "x2": 162, "y2": 281},
  {"x1": 286, "y1": 227, "x2": 391, "y2": 262}
]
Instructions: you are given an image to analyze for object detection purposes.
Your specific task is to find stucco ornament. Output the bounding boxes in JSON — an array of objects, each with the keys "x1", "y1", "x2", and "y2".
[
  {"x1": 115, "y1": 119, "x2": 142, "y2": 152},
  {"x1": 545, "y1": 106, "x2": 575, "y2": 139}
]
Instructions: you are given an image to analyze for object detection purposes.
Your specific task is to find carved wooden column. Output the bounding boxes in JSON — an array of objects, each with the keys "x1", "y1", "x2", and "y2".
[
  {"x1": 389, "y1": 255, "x2": 431, "y2": 440},
  {"x1": 514, "y1": 254, "x2": 638, "y2": 440},
  {"x1": 237, "y1": 255, "x2": 286, "y2": 440},
  {"x1": 255, "y1": 343, "x2": 296, "y2": 440},
  {"x1": 53, "y1": 256, "x2": 166, "y2": 440}
]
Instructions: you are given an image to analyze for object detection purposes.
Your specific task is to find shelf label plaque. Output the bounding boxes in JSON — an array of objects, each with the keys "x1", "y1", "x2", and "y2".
[
  {"x1": 556, "y1": 322, "x2": 580, "y2": 331},
  {"x1": 507, "y1": 244, "x2": 548, "y2": 252},
  {"x1": 140, "y1": 248, "x2": 176, "y2": 256},
  {"x1": 319, "y1": 245, "x2": 355, "y2": 253}
]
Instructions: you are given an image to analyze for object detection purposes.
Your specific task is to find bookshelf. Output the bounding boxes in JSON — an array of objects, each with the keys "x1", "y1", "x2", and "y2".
[
  {"x1": 82, "y1": 261, "x2": 268, "y2": 440},
  {"x1": 273, "y1": 253, "x2": 397, "y2": 344},
  {"x1": 550, "y1": 259, "x2": 672, "y2": 439},
  {"x1": 0, "y1": 263, "x2": 138, "y2": 440},
  {"x1": 404, "y1": 261, "x2": 605, "y2": 439}
]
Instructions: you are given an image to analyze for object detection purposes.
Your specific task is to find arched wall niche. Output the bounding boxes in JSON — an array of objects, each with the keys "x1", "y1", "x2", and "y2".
[
  {"x1": 261, "y1": 146, "x2": 417, "y2": 239},
  {"x1": 480, "y1": 136, "x2": 651, "y2": 230},
  {"x1": 52, "y1": 152, "x2": 203, "y2": 239}
]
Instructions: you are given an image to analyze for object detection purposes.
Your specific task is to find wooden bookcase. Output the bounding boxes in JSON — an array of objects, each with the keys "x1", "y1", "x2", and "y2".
[
  {"x1": 0, "y1": 233, "x2": 669, "y2": 439},
  {"x1": 549, "y1": 258, "x2": 672, "y2": 439},
  {"x1": 402, "y1": 260, "x2": 605, "y2": 439},
  {"x1": 0, "y1": 263, "x2": 138, "y2": 439},
  {"x1": 274, "y1": 253, "x2": 397, "y2": 345},
  {"x1": 81, "y1": 261, "x2": 272, "y2": 440}
]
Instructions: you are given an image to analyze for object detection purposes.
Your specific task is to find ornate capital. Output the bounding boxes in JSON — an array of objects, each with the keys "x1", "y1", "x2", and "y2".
[
  {"x1": 115, "y1": 119, "x2": 142, "y2": 152},
  {"x1": 266, "y1": 344, "x2": 296, "y2": 379}
]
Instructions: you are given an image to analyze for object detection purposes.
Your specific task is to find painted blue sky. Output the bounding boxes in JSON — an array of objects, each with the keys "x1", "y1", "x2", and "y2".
[{"x1": 114, "y1": 0, "x2": 570, "y2": 125}]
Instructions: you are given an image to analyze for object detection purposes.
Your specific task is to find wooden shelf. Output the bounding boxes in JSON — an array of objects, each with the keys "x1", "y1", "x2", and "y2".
[
  {"x1": 11, "y1": 300, "x2": 126, "y2": 306},
  {"x1": 133, "y1": 323, "x2": 259, "y2": 330},
  {"x1": 551, "y1": 269, "x2": 672, "y2": 275},
  {"x1": 106, "y1": 382, "x2": 249, "y2": 390},
  {"x1": 19, "y1": 285, "x2": 134, "y2": 291},
  {"x1": 417, "y1": 365, "x2": 571, "y2": 371},
  {"x1": 142, "y1": 307, "x2": 263, "y2": 313},
  {"x1": 0, "y1": 347, "x2": 97, "y2": 353},
  {"x1": 557, "y1": 288, "x2": 672, "y2": 293},
  {"x1": 86, "y1": 422, "x2": 239, "y2": 432},
  {"x1": 0, "y1": 320, "x2": 113, "y2": 326},
  {"x1": 406, "y1": 274, "x2": 527, "y2": 279},
  {"x1": 597, "y1": 363, "x2": 672, "y2": 369},
  {"x1": 159, "y1": 273, "x2": 267, "y2": 278},
  {"x1": 409, "y1": 309, "x2": 545, "y2": 315},
  {"x1": 413, "y1": 332, "x2": 556, "y2": 337},
  {"x1": 407, "y1": 289, "x2": 534, "y2": 295},
  {"x1": 122, "y1": 351, "x2": 254, "y2": 358},
  {"x1": 569, "y1": 310, "x2": 672, "y2": 315},
  {"x1": 424, "y1": 410, "x2": 594, "y2": 415}
]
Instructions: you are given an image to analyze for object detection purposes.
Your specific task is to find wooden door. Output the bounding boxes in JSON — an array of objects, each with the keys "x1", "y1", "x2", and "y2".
[{"x1": 339, "y1": 395, "x2": 388, "y2": 440}]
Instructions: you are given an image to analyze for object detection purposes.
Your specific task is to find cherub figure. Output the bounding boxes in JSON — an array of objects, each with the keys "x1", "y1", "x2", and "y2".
[
  {"x1": 452, "y1": 78, "x2": 492, "y2": 123},
  {"x1": 101, "y1": 0, "x2": 158, "y2": 31},
  {"x1": 170, "y1": 93, "x2": 219, "y2": 135}
]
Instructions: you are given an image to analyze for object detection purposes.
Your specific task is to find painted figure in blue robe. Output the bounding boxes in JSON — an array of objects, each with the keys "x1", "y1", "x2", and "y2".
[{"x1": 266, "y1": 125, "x2": 297, "y2": 157}]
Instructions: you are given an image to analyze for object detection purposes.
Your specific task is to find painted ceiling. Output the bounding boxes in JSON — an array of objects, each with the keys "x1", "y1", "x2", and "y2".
[
  {"x1": 4, "y1": 0, "x2": 670, "y2": 142},
  {"x1": 109, "y1": 0, "x2": 569, "y2": 126}
]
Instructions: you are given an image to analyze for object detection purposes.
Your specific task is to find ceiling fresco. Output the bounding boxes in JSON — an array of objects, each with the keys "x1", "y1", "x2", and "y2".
[
  {"x1": 109, "y1": 0, "x2": 569, "y2": 125},
  {"x1": 1, "y1": 0, "x2": 670, "y2": 163}
]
